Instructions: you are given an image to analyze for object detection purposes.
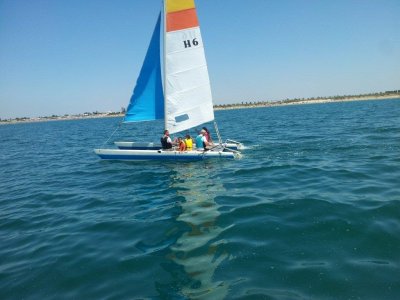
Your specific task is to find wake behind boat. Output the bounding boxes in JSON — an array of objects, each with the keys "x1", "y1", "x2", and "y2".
[{"x1": 94, "y1": 0, "x2": 242, "y2": 161}]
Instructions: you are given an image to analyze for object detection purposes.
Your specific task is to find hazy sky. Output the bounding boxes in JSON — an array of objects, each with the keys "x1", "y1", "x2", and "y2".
[{"x1": 1, "y1": 0, "x2": 399, "y2": 118}]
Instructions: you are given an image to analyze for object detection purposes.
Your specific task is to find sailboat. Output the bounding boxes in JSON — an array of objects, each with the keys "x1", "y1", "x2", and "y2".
[{"x1": 94, "y1": 0, "x2": 242, "y2": 161}]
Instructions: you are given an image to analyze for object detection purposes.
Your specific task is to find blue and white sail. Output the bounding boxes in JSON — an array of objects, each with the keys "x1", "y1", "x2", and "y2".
[{"x1": 124, "y1": 14, "x2": 164, "y2": 122}]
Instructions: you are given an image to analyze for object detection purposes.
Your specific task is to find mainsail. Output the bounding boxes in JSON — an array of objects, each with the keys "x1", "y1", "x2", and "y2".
[
  {"x1": 124, "y1": 14, "x2": 164, "y2": 122},
  {"x1": 164, "y1": 0, "x2": 214, "y2": 134}
]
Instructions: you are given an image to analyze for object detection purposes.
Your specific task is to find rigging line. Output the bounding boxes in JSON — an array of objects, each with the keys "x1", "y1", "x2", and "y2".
[
  {"x1": 102, "y1": 118, "x2": 123, "y2": 147},
  {"x1": 213, "y1": 120, "x2": 223, "y2": 145}
]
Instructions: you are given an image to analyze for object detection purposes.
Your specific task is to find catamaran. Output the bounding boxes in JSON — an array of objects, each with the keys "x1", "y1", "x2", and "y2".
[{"x1": 94, "y1": 0, "x2": 242, "y2": 160}]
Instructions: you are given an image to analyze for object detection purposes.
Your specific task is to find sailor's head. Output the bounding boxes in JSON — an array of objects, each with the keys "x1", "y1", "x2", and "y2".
[
  {"x1": 200, "y1": 129, "x2": 206, "y2": 135},
  {"x1": 164, "y1": 129, "x2": 169, "y2": 136}
]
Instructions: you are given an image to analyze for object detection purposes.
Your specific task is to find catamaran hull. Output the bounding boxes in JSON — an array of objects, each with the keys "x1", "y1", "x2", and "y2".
[
  {"x1": 114, "y1": 142, "x2": 159, "y2": 150},
  {"x1": 114, "y1": 141, "x2": 243, "y2": 151},
  {"x1": 94, "y1": 149, "x2": 235, "y2": 161}
]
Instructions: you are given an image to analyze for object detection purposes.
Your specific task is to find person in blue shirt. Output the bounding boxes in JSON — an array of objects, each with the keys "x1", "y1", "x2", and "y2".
[{"x1": 195, "y1": 129, "x2": 208, "y2": 150}]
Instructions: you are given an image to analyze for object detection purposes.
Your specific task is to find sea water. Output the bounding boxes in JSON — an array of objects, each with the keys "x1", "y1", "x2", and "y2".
[{"x1": 1, "y1": 99, "x2": 399, "y2": 299}]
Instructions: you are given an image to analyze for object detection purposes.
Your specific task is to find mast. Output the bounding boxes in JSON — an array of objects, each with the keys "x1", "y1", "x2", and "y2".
[{"x1": 163, "y1": 0, "x2": 167, "y2": 131}]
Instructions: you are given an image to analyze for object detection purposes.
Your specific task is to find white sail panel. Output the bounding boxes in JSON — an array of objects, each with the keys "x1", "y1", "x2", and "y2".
[
  {"x1": 165, "y1": 65, "x2": 210, "y2": 96},
  {"x1": 165, "y1": 28, "x2": 204, "y2": 53},
  {"x1": 165, "y1": 84, "x2": 214, "y2": 133},
  {"x1": 166, "y1": 45, "x2": 207, "y2": 75},
  {"x1": 165, "y1": 27, "x2": 214, "y2": 134}
]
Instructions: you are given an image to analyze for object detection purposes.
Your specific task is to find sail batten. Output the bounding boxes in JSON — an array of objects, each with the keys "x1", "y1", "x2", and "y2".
[
  {"x1": 166, "y1": 84, "x2": 211, "y2": 96},
  {"x1": 167, "y1": 65, "x2": 208, "y2": 76}
]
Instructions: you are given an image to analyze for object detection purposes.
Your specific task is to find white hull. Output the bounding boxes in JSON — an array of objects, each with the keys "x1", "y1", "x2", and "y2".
[
  {"x1": 114, "y1": 142, "x2": 159, "y2": 150},
  {"x1": 94, "y1": 148, "x2": 236, "y2": 161}
]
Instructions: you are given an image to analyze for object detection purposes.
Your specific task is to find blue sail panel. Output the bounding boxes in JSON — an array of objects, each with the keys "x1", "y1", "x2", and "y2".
[{"x1": 124, "y1": 14, "x2": 164, "y2": 122}]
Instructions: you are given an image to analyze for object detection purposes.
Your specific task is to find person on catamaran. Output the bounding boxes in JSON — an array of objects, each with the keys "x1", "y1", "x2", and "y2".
[
  {"x1": 195, "y1": 130, "x2": 203, "y2": 149},
  {"x1": 202, "y1": 127, "x2": 213, "y2": 143},
  {"x1": 161, "y1": 130, "x2": 176, "y2": 150},
  {"x1": 177, "y1": 137, "x2": 186, "y2": 152},
  {"x1": 195, "y1": 129, "x2": 209, "y2": 150},
  {"x1": 184, "y1": 134, "x2": 193, "y2": 151}
]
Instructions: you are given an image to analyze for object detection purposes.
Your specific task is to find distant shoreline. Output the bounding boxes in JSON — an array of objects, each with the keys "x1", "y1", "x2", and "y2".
[
  {"x1": 0, "y1": 113, "x2": 123, "y2": 125},
  {"x1": 213, "y1": 94, "x2": 400, "y2": 111},
  {"x1": 1, "y1": 94, "x2": 399, "y2": 125}
]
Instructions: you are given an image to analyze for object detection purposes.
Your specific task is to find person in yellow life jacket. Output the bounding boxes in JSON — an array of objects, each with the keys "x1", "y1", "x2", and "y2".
[{"x1": 184, "y1": 134, "x2": 193, "y2": 151}]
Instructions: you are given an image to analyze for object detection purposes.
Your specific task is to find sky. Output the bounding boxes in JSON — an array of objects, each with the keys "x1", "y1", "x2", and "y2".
[{"x1": 1, "y1": 0, "x2": 399, "y2": 119}]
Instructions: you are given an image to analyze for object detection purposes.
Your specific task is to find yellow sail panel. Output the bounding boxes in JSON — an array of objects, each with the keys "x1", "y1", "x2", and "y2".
[{"x1": 166, "y1": 0, "x2": 195, "y2": 13}]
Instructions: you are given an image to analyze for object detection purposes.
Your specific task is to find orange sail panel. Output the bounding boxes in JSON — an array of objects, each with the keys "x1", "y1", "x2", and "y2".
[
  {"x1": 167, "y1": 8, "x2": 199, "y2": 32},
  {"x1": 166, "y1": 0, "x2": 199, "y2": 33}
]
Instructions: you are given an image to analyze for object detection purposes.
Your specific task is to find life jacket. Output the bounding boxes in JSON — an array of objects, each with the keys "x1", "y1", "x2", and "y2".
[
  {"x1": 161, "y1": 136, "x2": 172, "y2": 149},
  {"x1": 179, "y1": 140, "x2": 186, "y2": 151},
  {"x1": 184, "y1": 138, "x2": 193, "y2": 150}
]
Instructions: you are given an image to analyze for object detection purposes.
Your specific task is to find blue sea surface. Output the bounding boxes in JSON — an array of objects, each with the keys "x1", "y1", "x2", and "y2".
[{"x1": 1, "y1": 99, "x2": 399, "y2": 299}]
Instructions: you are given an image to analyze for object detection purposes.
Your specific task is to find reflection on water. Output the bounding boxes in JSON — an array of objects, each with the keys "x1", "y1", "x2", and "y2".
[{"x1": 166, "y1": 163, "x2": 229, "y2": 299}]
